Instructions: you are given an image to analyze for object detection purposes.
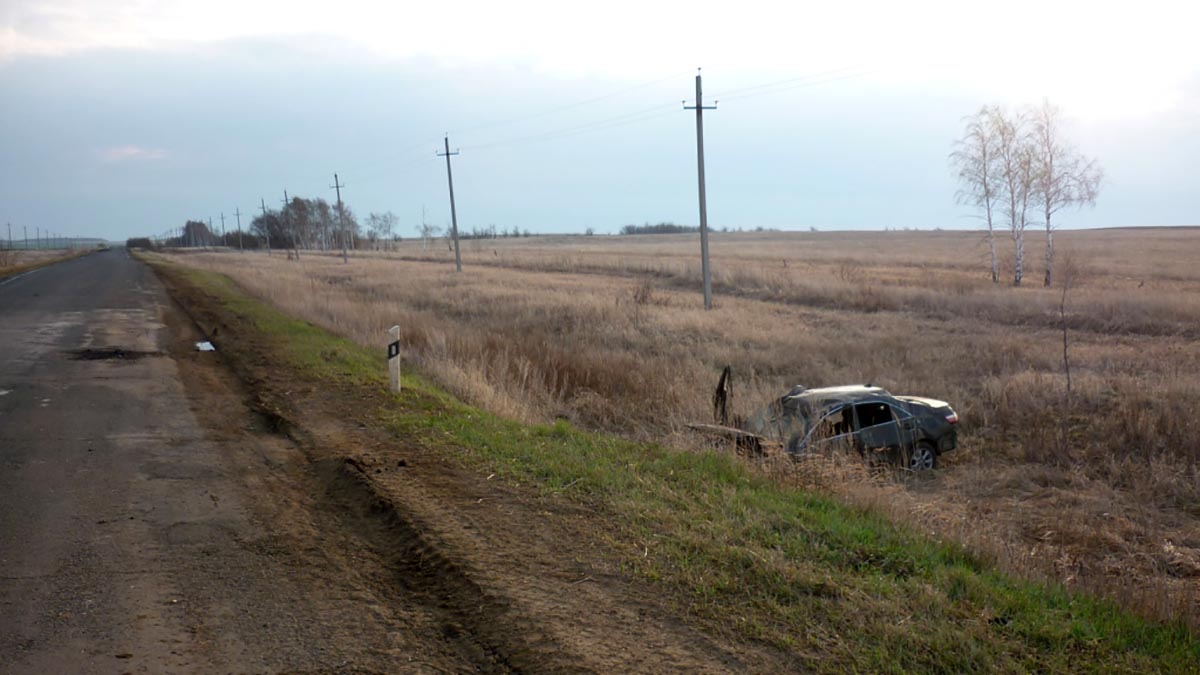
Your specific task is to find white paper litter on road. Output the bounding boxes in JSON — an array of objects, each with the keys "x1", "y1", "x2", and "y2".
[{"x1": 195, "y1": 341, "x2": 215, "y2": 352}]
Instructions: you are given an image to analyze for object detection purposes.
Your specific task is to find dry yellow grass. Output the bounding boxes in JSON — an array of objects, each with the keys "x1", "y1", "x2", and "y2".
[
  {"x1": 165, "y1": 227, "x2": 1200, "y2": 626},
  {"x1": 0, "y1": 248, "x2": 79, "y2": 273}
]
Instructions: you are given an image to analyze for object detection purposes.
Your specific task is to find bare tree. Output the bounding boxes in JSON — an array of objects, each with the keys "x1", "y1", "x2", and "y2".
[
  {"x1": 418, "y1": 221, "x2": 440, "y2": 251},
  {"x1": 365, "y1": 211, "x2": 397, "y2": 251},
  {"x1": 990, "y1": 107, "x2": 1036, "y2": 286},
  {"x1": 951, "y1": 105, "x2": 1002, "y2": 283},
  {"x1": 1030, "y1": 99, "x2": 1102, "y2": 287}
]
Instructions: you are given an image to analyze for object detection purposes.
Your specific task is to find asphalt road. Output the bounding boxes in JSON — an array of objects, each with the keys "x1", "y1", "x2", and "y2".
[{"x1": 0, "y1": 250, "x2": 456, "y2": 673}]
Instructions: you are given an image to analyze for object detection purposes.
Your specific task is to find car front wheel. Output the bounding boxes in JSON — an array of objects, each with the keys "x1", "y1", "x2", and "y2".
[{"x1": 908, "y1": 442, "x2": 937, "y2": 471}]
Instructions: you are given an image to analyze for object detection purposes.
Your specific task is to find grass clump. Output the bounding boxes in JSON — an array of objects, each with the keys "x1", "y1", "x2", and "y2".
[{"x1": 157, "y1": 258, "x2": 1199, "y2": 673}]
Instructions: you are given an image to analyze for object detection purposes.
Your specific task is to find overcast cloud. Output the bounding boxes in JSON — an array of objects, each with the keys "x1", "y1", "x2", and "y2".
[{"x1": 1, "y1": 1, "x2": 1197, "y2": 241}]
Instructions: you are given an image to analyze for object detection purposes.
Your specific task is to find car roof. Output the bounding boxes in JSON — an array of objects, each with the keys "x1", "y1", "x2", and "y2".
[{"x1": 782, "y1": 385, "x2": 893, "y2": 408}]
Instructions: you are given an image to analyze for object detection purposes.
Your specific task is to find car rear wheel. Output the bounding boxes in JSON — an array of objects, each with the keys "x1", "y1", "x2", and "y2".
[{"x1": 908, "y1": 442, "x2": 937, "y2": 471}]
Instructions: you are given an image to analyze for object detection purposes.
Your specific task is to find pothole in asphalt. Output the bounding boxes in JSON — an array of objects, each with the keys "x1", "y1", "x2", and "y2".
[{"x1": 68, "y1": 347, "x2": 161, "y2": 361}]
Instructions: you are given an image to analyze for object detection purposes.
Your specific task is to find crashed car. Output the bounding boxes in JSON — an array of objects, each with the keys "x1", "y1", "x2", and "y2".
[{"x1": 747, "y1": 385, "x2": 958, "y2": 470}]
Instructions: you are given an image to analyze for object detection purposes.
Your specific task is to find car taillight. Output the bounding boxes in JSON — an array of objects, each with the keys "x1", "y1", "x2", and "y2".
[{"x1": 945, "y1": 411, "x2": 958, "y2": 424}]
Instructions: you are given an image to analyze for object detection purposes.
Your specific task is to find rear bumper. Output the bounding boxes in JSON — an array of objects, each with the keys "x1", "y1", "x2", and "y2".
[{"x1": 937, "y1": 428, "x2": 958, "y2": 453}]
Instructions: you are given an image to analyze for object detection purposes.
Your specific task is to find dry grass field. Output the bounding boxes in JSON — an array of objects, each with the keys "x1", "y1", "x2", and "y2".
[
  {"x1": 166, "y1": 227, "x2": 1200, "y2": 627},
  {"x1": 0, "y1": 248, "x2": 79, "y2": 274}
]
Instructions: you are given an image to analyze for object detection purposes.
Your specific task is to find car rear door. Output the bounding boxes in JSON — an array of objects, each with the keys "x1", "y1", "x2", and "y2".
[
  {"x1": 852, "y1": 401, "x2": 903, "y2": 458},
  {"x1": 795, "y1": 405, "x2": 855, "y2": 455}
]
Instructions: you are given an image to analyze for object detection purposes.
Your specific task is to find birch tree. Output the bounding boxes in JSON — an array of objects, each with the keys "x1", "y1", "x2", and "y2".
[
  {"x1": 951, "y1": 106, "x2": 1002, "y2": 283},
  {"x1": 990, "y1": 107, "x2": 1036, "y2": 286},
  {"x1": 366, "y1": 211, "x2": 398, "y2": 251},
  {"x1": 419, "y1": 222, "x2": 440, "y2": 251},
  {"x1": 1030, "y1": 100, "x2": 1102, "y2": 287}
]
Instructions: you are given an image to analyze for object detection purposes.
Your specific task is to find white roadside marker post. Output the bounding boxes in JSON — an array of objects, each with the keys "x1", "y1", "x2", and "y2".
[{"x1": 387, "y1": 325, "x2": 401, "y2": 393}]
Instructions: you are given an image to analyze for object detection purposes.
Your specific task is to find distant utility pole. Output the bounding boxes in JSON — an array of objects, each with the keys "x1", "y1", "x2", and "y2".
[
  {"x1": 260, "y1": 198, "x2": 271, "y2": 254},
  {"x1": 220, "y1": 212, "x2": 226, "y2": 247},
  {"x1": 282, "y1": 190, "x2": 294, "y2": 257},
  {"x1": 207, "y1": 218, "x2": 214, "y2": 249},
  {"x1": 331, "y1": 173, "x2": 348, "y2": 264},
  {"x1": 684, "y1": 69, "x2": 717, "y2": 310},
  {"x1": 437, "y1": 135, "x2": 463, "y2": 272},
  {"x1": 234, "y1": 207, "x2": 243, "y2": 252}
]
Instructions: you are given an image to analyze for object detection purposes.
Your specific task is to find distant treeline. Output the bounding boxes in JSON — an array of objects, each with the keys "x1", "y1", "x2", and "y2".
[{"x1": 620, "y1": 222, "x2": 699, "y2": 235}]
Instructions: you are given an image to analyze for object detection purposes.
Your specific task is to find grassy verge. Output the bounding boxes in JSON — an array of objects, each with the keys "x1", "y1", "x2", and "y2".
[{"x1": 154, "y1": 257, "x2": 1198, "y2": 673}]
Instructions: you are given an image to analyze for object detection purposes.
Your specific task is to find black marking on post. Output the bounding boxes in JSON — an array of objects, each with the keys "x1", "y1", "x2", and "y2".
[{"x1": 387, "y1": 341, "x2": 400, "y2": 360}]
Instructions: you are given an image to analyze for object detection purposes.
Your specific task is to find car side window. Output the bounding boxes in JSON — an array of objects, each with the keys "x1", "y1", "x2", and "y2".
[
  {"x1": 854, "y1": 402, "x2": 894, "y2": 429},
  {"x1": 812, "y1": 406, "x2": 853, "y2": 441}
]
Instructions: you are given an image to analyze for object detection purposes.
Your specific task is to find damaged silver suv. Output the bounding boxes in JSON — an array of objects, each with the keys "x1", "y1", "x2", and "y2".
[{"x1": 748, "y1": 385, "x2": 959, "y2": 471}]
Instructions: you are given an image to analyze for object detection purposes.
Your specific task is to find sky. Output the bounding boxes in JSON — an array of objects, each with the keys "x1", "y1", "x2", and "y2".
[{"x1": 1, "y1": 0, "x2": 1197, "y2": 242}]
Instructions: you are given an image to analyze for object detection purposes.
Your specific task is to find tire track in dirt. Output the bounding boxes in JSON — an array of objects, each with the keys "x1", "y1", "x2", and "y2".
[{"x1": 152, "y1": 258, "x2": 791, "y2": 673}]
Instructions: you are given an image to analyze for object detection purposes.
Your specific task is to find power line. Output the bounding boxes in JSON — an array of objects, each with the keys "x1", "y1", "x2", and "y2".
[
  {"x1": 338, "y1": 67, "x2": 871, "y2": 196},
  {"x1": 452, "y1": 68, "x2": 691, "y2": 136},
  {"x1": 461, "y1": 102, "x2": 679, "y2": 152},
  {"x1": 708, "y1": 65, "x2": 864, "y2": 99},
  {"x1": 351, "y1": 71, "x2": 689, "y2": 184},
  {"x1": 717, "y1": 68, "x2": 873, "y2": 103}
]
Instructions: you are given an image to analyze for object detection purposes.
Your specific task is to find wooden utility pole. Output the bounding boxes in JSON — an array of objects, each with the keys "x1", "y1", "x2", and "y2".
[
  {"x1": 684, "y1": 69, "x2": 717, "y2": 310},
  {"x1": 260, "y1": 198, "x2": 271, "y2": 254},
  {"x1": 234, "y1": 207, "x2": 243, "y2": 252},
  {"x1": 281, "y1": 190, "x2": 297, "y2": 258},
  {"x1": 220, "y1": 212, "x2": 226, "y2": 247},
  {"x1": 331, "y1": 173, "x2": 348, "y2": 263},
  {"x1": 437, "y1": 136, "x2": 462, "y2": 272}
]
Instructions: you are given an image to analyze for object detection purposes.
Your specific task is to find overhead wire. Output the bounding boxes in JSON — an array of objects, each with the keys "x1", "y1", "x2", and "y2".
[
  {"x1": 721, "y1": 70, "x2": 874, "y2": 102},
  {"x1": 460, "y1": 101, "x2": 681, "y2": 152},
  {"x1": 326, "y1": 71, "x2": 691, "y2": 188},
  {"x1": 450, "y1": 68, "x2": 693, "y2": 136},
  {"x1": 300, "y1": 64, "x2": 874, "y2": 201},
  {"x1": 707, "y1": 65, "x2": 867, "y2": 100}
]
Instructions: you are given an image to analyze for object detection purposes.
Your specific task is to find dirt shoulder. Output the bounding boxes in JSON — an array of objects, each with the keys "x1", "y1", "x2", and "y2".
[{"x1": 147, "y1": 264, "x2": 775, "y2": 673}]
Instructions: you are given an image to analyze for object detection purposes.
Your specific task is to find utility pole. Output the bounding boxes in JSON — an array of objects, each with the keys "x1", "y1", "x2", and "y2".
[
  {"x1": 437, "y1": 135, "x2": 463, "y2": 272},
  {"x1": 234, "y1": 207, "x2": 243, "y2": 252},
  {"x1": 331, "y1": 174, "x2": 348, "y2": 263},
  {"x1": 220, "y1": 212, "x2": 226, "y2": 247},
  {"x1": 260, "y1": 198, "x2": 271, "y2": 254},
  {"x1": 281, "y1": 191, "x2": 297, "y2": 257},
  {"x1": 684, "y1": 69, "x2": 717, "y2": 310}
]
